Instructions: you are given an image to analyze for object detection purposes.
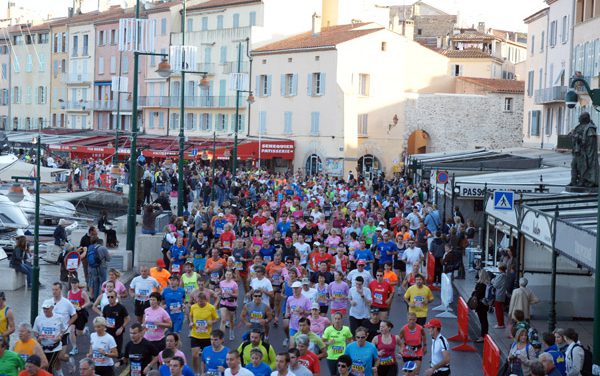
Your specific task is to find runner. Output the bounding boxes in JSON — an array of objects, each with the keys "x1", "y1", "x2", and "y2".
[
  {"x1": 162, "y1": 275, "x2": 186, "y2": 333},
  {"x1": 218, "y1": 269, "x2": 239, "y2": 341},
  {"x1": 118, "y1": 323, "x2": 159, "y2": 375},
  {"x1": 322, "y1": 311, "x2": 353, "y2": 374},
  {"x1": 142, "y1": 292, "x2": 172, "y2": 352},
  {"x1": 403, "y1": 274, "x2": 434, "y2": 326},
  {"x1": 369, "y1": 270, "x2": 395, "y2": 320},
  {"x1": 67, "y1": 278, "x2": 90, "y2": 356},
  {"x1": 201, "y1": 330, "x2": 229, "y2": 376},
  {"x1": 399, "y1": 312, "x2": 427, "y2": 374},
  {"x1": 167, "y1": 236, "x2": 189, "y2": 275},
  {"x1": 86, "y1": 317, "x2": 117, "y2": 376},
  {"x1": 12, "y1": 323, "x2": 48, "y2": 369},
  {"x1": 344, "y1": 326, "x2": 379, "y2": 376},
  {"x1": 0, "y1": 292, "x2": 15, "y2": 345},
  {"x1": 189, "y1": 291, "x2": 219, "y2": 375},
  {"x1": 240, "y1": 291, "x2": 272, "y2": 341},
  {"x1": 101, "y1": 290, "x2": 129, "y2": 358},
  {"x1": 129, "y1": 266, "x2": 161, "y2": 323},
  {"x1": 32, "y1": 300, "x2": 66, "y2": 375},
  {"x1": 372, "y1": 320, "x2": 400, "y2": 376},
  {"x1": 266, "y1": 252, "x2": 286, "y2": 324},
  {"x1": 328, "y1": 271, "x2": 350, "y2": 315}
]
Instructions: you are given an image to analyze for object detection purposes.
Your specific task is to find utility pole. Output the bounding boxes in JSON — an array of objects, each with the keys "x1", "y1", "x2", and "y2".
[{"x1": 177, "y1": 0, "x2": 187, "y2": 217}]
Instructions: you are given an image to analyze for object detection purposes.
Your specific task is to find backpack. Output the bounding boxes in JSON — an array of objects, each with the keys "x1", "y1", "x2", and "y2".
[
  {"x1": 571, "y1": 343, "x2": 593, "y2": 376},
  {"x1": 485, "y1": 284, "x2": 496, "y2": 306},
  {"x1": 87, "y1": 244, "x2": 102, "y2": 268}
]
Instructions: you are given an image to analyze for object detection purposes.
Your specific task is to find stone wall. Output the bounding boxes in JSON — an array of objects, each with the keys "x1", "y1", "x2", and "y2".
[
  {"x1": 414, "y1": 15, "x2": 457, "y2": 46},
  {"x1": 403, "y1": 92, "x2": 524, "y2": 152}
]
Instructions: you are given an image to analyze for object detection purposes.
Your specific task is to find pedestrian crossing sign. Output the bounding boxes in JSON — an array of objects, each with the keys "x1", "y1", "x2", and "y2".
[{"x1": 493, "y1": 191, "x2": 514, "y2": 211}]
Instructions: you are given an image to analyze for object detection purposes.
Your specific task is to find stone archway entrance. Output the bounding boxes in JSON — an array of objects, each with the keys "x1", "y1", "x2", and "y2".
[
  {"x1": 305, "y1": 154, "x2": 322, "y2": 176},
  {"x1": 407, "y1": 130, "x2": 430, "y2": 154},
  {"x1": 357, "y1": 154, "x2": 380, "y2": 179}
]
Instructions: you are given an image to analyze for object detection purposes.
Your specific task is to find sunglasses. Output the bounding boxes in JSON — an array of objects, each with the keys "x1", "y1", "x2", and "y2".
[
  {"x1": 355, "y1": 335, "x2": 366, "y2": 339},
  {"x1": 107, "y1": 296, "x2": 116, "y2": 299},
  {"x1": 337, "y1": 364, "x2": 348, "y2": 369},
  {"x1": 253, "y1": 295, "x2": 262, "y2": 298}
]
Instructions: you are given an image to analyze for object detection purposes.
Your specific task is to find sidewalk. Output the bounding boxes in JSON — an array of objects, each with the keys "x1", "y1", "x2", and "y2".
[
  {"x1": 452, "y1": 261, "x2": 593, "y2": 361},
  {"x1": 3, "y1": 225, "x2": 138, "y2": 345}
]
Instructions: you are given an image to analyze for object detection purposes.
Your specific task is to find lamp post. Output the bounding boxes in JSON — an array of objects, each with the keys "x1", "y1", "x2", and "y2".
[
  {"x1": 231, "y1": 38, "x2": 252, "y2": 179},
  {"x1": 211, "y1": 131, "x2": 216, "y2": 201},
  {"x1": 564, "y1": 75, "x2": 600, "y2": 366},
  {"x1": 30, "y1": 133, "x2": 41, "y2": 324}
]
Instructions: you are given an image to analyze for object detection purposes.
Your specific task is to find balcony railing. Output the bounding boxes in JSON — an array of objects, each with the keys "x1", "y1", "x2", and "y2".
[
  {"x1": 534, "y1": 86, "x2": 568, "y2": 104},
  {"x1": 139, "y1": 96, "x2": 247, "y2": 108},
  {"x1": 92, "y1": 99, "x2": 133, "y2": 111},
  {"x1": 60, "y1": 73, "x2": 92, "y2": 84},
  {"x1": 222, "y1": 61, "x2": 250, "y2": 74},
  {"x1": 63, "y1": 100, "x2": 91, "y2": 111}
]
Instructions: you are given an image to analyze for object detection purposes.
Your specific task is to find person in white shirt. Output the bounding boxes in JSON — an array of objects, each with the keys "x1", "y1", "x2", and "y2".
[
  {"x1": 424, "y1": 319, "x2": 451, "y2": 376},
  {"x1": 33, "y1": 300, "x2": 67, "y2": 376},
  {"x1": 406, "y1": 208, "x2": 422, "y2": 231},
  {"x1": 87, "y1": 317, "x2": 118, "y2": 374},
  {"x1": 271, "y1": 352, "x2": 296, "y2": 376},
  {"x1": 224, "y1": 350, "x2": 254, "y2": 376},
  {"x1": 294, "y1": 236, "x2": 311, "y2": 267},
  {"x1": 346, "y1": 261, "x2": 373, "y2": 287},
  {"x1": 402, "y1": 240, "x2": 425, "y2": 269},
  {"x1": 300, "y1": 279, "x2": 317, "y2": 303},
  {"x1": 249, "y1": 266, "x2": 274, "y2": 307},
  {"x1": 348, "y1": 276, "x2": 372, "y2": 334},
  {"x1": 129, "y1": 266, "x2": 161, "y2": 323},
  {"x1": 564, "y1": 328, "x2": 585, "y2": 376},
  {"x1": 49, "y1": 282, "x2": 77, "y2": 365}
]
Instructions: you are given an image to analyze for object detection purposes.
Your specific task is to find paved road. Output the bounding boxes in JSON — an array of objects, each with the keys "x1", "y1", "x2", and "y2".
[{"x1": 5, "y1": 246, "x2": 485, "y2": 375}]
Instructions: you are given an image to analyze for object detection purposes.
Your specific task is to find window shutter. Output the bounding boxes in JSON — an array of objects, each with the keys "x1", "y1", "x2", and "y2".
[
  {"x1": 307, "y1": 73, "x2": 313, "y2": 96},
  {"x1": 292, "y1": 74, "x2": 298, "y2": 96},
  {"x1": 220, "y1": 46, "x2": 227, "y2": 64},
  {"x1": 259, "y1": 111, "x2": 266, "y2": 134},
  {"x1": 311, "y1": 111, "x2": 320, "y2": 134},
  {"x1": 284, "y1": 111, "x2": 292, "y2": 134},
  {"x1": 320, "y1": 73, "x2": 326, "y2": 95},
  {"x1": 239, "y1": 114, "x2": 245, "y2": 131},
  {"x1": 204, "y1": 47, "x2": 211, "y2": 63},
  {"x1": 208, "y1": 113, "x2": 213, "y2": 130},
  {"x1": 280, "y1": 74, "x2": 286, "y2": 96},
  {"x1": 223, "y1": 114, "x2": 228, "y2": 131},
  {"x1": 255, "y1": 75, "x2": 260, "y2": 95},
  {"x1": 266, "y1": 75, "x2": 272, "y2": 96}
]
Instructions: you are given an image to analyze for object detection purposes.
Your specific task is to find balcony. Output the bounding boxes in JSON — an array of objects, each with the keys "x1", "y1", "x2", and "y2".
[
  {"x1": 534, "y1": 86, "x2": 568, "y2": 104},
  {"x1": 139, "y1": 96, "x2": 247, "y2": 108},
  {"x1": 169, "y1": 63, "x2": 217, "y2": 77},
  {"x1": 61, "y1": 73, "x2": 92, "y2": 85},
  {"x1": 63, "y1": 100, "x2": 91, "y2": 111},
  {"x1": 91, "y1": 99, "x2": 133, "y2": 111},
  {"x1": 222, "y1": 61, "x2": 250, "y2": 74}
]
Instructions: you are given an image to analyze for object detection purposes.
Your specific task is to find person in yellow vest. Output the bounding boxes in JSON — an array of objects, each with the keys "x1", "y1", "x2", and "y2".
[
  {"x1": 0, "y1": 292, "x2": 15, "y2": 345},
  {"x1": 12, "y1": 323, "x2": 48, "y2": 369}
]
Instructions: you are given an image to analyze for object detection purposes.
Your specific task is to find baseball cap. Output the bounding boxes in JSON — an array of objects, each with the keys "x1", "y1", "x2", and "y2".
[
  {"x1": 313, "y1": 241, "x2": 321, "y2": 247},
  {"x1": 375, "y1": 228, "x2": 382, "y2": 231},
  {"x1": 301, "y1": 278, "x2": 310, "y2": 285},
  {"x1": 41, "y1": 299, "x2": 54, "y2": 309},
  {"x1": 378, "y1": 221, "x2": 386, "y2": 226},
  {"x1": 357, "y1": 260, "x2": 366, "y2": 266},
  {"x1": 291, "y1": 281, "x2": 302, "y2": 288},
  {"x1": 26, "y1": 355, "x2": 42, "y2": 367},
  {"x1": 311, "y1": 302, "x2": 320, "y2": 310},
  {"x1": 285, "y1": 237, "x2": 292, "y2": 242},
  {"x1": 156, "y1": 259, "x2": 166, "y2": 268},
  {"x1": 218, "y1": 212, "x2": 224, "y2": 217},
  {"x1": 424, "y1": 318, "x2": 442, "y2": 328},
  {"x1": 402, "y1": 361, "x2": 417, "y2": 371}
]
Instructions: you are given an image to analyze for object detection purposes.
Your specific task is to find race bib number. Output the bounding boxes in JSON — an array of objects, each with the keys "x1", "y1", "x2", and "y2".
[
  {"x1": 318, "y1": 292, "x2": 328, "y2": 303},
  {"x1": 171, "y1": 264, "x2": 181, "y2": 273},
  {"x1": 250, "y1": 311, "x2": 263, "y2": 323},
  {"x1": 106, "y1": 317, "x2": 116, "y2": 328},
  {"x1": 145, "y1": 322, "x2": 156, "y2": 330},
  {"x1": 131, "y1": 362, "x2": 142, "y2": 376},
  {"x1": 41, "y1": 326, "x2": 56, "y2": 339},
  {"x1": 380, "y1": 355, "x2": 395, "y2": 366},
  {"x1": 19, "y1": 353, "x2": 28, "y2": 362},
  {"x1": 331, "y1": 345, "x2": 344, "y2": 355},
  {"x1": 405, "y1": 345, "x2": 418, "y2": 356},
  {"x1": 272, "y1": 274, "x2": 281, "y2": 282},
  {"x1": 414, "y1": 295, "x2": 424, "y2": 307},
  {"x1": 235, "y1": 261, "x2": 243, "y2": 269},
  {"x1": 136, "y1": 289, "x2": 150, "y2": 301},
  {"x1": 351, "y1": 360, "x2": 366, "y2": 376},
  {"x1": 211, "y1": 272, "x2": 220, "y2": 281},
  {"x1": 264, "y1": 256, "x2": 272, "y2": 262},
  {"x1": 196, "y1": 320, "x2": 208, "y2": 333},
  {"x1": 92, "y1": 350, "x2": 104, "y2": 363},
  {"x1": 169, "y1": 302, "x2": 182, "y2": 314},
  {"x1": 373, "y1": 292, "x2": 383, "y2": 304},
  {"x1": 70, "y1": 299, "x2": 80, "y2": 309},
  {"x1": 185, "y1": 285, "x2": 195, "y2": 294}
]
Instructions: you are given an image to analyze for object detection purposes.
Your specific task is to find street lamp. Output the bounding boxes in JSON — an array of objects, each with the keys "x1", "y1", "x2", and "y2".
[{"x1": 564, "y1": 75, "x2": 600, "y2": 368}]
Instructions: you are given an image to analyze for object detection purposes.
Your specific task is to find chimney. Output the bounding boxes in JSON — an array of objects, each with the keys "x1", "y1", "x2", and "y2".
[
  {"x1": 312, "y1": 13, "x2": 322, "y2": 36},
  {"x1": 477, "y1": 22, "x2": 485, "y2": 33}
]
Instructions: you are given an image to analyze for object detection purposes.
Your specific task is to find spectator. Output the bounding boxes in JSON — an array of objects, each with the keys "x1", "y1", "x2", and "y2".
[
  {"x1": 564, "y1": 328, "x2": 584, "y2": 376},
  {"x1": 491, "y1": 263, "x2": 508, "y2": 329},
  {"x1": 509, "y1": 278, "x2": 540, "y2": 322}
]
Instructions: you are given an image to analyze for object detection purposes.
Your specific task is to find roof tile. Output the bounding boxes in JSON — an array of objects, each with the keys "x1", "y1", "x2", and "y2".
[
  {"x1": 457, "y1": 76, "x2": 525, "y2": 93},
  {"x1": 440, "y1": 49, "x2": 494, "y2": 59},
  {"x1": 187, "y1": 0, "x2": 261, "y2": 11}
]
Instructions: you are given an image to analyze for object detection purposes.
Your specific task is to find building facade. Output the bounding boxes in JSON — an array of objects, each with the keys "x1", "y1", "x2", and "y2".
[
  {"x1": 389, "y1": 1, "x2": 457, "y2": 47},
  {"x1": 10, "y1": 23, "x2": 51, "y2": 130},
  {"x1": 0, "y1": 34, "x2": 10, "y2": 130},
  {"x1": 251, "y1": 23, "x2": 450, "y2": 176},
  {"x1": 49, "y1": 19, "x2": 68, "y2": 128}
]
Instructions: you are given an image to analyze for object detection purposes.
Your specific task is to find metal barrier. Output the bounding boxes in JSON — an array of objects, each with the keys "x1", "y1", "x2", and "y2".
[
  {"x1": 482, "y1": 334, "x2": 500, "y2": 376},
  {"x1": 447, "y1": 296, "x2": 477, "y2": 352},
  {"x1": 155, "y1": 213, "x2": 170, "y2": 233}
]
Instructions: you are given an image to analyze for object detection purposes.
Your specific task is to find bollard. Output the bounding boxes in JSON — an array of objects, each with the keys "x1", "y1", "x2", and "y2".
[
  {"x1": 427, "y1": 252, "x2": 440, "y2": 291},
  {"x1": 448, "y1": 296, "x2": 477, "y2": 352},
  {"x1": 482, "y1": 334, "x2": 500, "y2": 376}
]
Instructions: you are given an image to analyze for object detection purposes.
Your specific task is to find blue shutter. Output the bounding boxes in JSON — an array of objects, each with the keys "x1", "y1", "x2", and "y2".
[
  {"x1": 320, "y1": 73, "x2": 326, "y2": 95},
  {"x1": 219, "y1": 79, "x2": 226, "y2": 106},
  {"x1": 280, "y1": 74, "x2": 286, "y2": 96},
  {"x1": 311, "y1": 111, "x2": 320, "y2": 134},
  {"x1": 292, "y1": 74, "x2": 298, "y2": 96},
  {"x1": 223, "y1": 114, "x2": 229, "y2": 131},
  {"x1": 266, "y1": 75, "x2": 272, "y2": 96},
  {"x1": 220, "y1": 46, "x2": 227, "y2": 64},
  {"x1": 233, "y1": 14, "x2": 240, "y2": 28},
  {"x1": 240, "y1": 114, "x2": 245, "y2": 131},
  {"x1": 204, "y1": 47, "x2": 211, "y2": 64},
  {"x1": 208, "y1": 113, "x2": 213, "y2": 131},
  {"x1": 249, "y1": 12, "x2": 257, "y2": 27},
  {"x1": 255, "y1": 75, "x2": 260, "y2": 95},
  {"x1": 307, "y1": 73, "x2": 313, "y2": 96},
  {"x1": 284, "y1": 111, "x2": 292, "y2": 134},
  {"x1": 259, "y1": 111, "x2": 266, "y2": 133}
]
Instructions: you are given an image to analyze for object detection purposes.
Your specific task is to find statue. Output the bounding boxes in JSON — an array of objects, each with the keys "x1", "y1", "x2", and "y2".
[{"x1": 568, "y1": 112, "x2": 599, "y2": 188}]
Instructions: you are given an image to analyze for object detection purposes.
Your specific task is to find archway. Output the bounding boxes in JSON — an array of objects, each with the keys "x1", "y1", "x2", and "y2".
[
  {"x1": 407, "y1": 130, "x2": 430, "y2": 154},
  {"x1": 357, "y1": 154, "x2": 380, "y2": 179},
  {"x1": 305, "y1": 154, "x2": 322, "y2": 176}
]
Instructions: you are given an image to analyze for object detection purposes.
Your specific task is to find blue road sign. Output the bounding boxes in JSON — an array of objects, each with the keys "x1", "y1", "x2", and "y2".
[
  {"x1": 191, "y1": 149, "x2": 198, "y2": 157},
  {"x1": 493, "y1": 191, "x2": 514, "y2": 211}
]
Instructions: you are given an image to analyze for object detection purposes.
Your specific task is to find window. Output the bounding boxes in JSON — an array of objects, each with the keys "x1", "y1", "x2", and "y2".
[
  {"x1": 24, "y1": 87, "x2": 31, "y2": 104},
  {"x1": 161, "y1": 18, "x2": 167, "y2": 36},
  {"x1": 381, "y1": 41, "x2": 387, "y2": 51},
  {"x1": 62, "y1": 33, "x2": 67, "y2": 52},
  {"x1": 200, "y1": 113, "x2": 211, "y2": 130},
  {"x1": 258, "y1": 111, "x2": 266, "y2": 134},
  {"x1": 538, "y1": 68, "x2": 543, "y2": 90},
  {"x1": 38, "y1": 33, "x2": 48, "y2": 44},
  {"x1": 123, "y1": 57, "x2": 129, "y2": 74},
  {"x1": 98, "y1": 30, "x2": 105, "y2": 46},
  {"x1": 186, "y1": 113, "x2": 195, "y2": 130},
  {"x1": 111, "y1": 30, "x2": 117, "y2": 45},
  {"x1": 217, "y1": 15, "x2": 224, "y2": 29},
  {"x1": 249, "y1": 12, "x2": 257, "y2": 26},
  {"x1": 201, "y1": 17, "x2": 208, "y2": 30},
  {"x1": 258, "y1": 74, "x2": 272, "y2": 96},
  {"x1": 308, "y1": 72, "x2": 325, "y2": 96},
  {"x1": 283, "y1": 111, "x2": 292, "y2": 134},
  {"x1": 550, "y1": 20, "x2": 557, "y2": 47},
  {"x1": 358, "y1": 74, "x2": 370, "y2": 96},
  {"x1": 310, "y1": 112, "x2": 320, "y2": 135},
  {"x1": 540, "y1": 31, "x2": 545, "y2": 52},
  {"x1": 527, "y1": 70, "x2": 534, "y2": 96},
  {"x1": 504, "y1": 97, "x2": 513, "y2": 112},
  {"x1": 170, "y1": 113, "x2": 179, "y2": 130},
  {"x1": 281, "y1": 74, "x2": 297, "y2": 96},
  {"x1": 82, "y1": 34, "x2": 89, "y2": 55},
  {"x1": 110, "y1": 56, "x2": 116, "y2": 74},
  {"x1": 417, "y1": 28, "x2": 422, "y2": 35},
  {"x1": 216, "y1": 113, "x2": 227, "y2": 131},
  {"x1": 529, "y1": 110, "x2": 541, "y2": 136},
  {"x1": 451, "y1": 64, "x2": 462, "y2": 76},
  {"x1": 561, "y1": 15, "x2": 568, "y2": 43},
  {"x1": 1, "y1": 89, "x2": 7, "y2": 105},
  {"x1": 1, "y1": 64, "x2": 6, "y2": 80},
  {"x1": 38, "y1": 54, "x2": 46, "y2": 72},
  {"x1": 233, "y1": 13, "x2": 240, "y2": 28},
  {"x1": 187, "y1": 18, "x2": 193, "y2": 32},
  {"x1": 72, "y1": 35, "x2": 78, "y2": 57},
  {"x1": 204, "y1": 47, "x2": 212, "y2": 64},
  {"x1": 61, "y1": 59, "x2": 66, "y2": 73},
  {"x1": 158, "y1": 112, "x2": 165, "y2": 129},
  {"x1": 14, "y1": 35, "x2": 23, "y2": 45},
  {"x1": 25, "y1": 55, "x2": 32, "y2": 72},
  {"x1": 557, "y1": 106, "x2": 564, "y2": 134},
  {"x1": 13, "y1": 56, "x2": 19, "y2": 73},
  {"x1": 530, "y1": 35, "x2": 535, "y2": 56},
  {"x1": 37, "y1": 86, "x2": 46, "y2": 104},
  {"x1": 357, "y1": 114, "x2": 368, "y2": 136},
  {"x1": 53, "y1": 33, "x2": 59, "y2": 53}
]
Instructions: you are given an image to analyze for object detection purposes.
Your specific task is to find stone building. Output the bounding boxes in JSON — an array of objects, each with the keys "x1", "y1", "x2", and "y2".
[
  {"x1": 388, "y1": 1, "x2": 457, "y2": 48},
  {"x1": 403, "y1": 77, "x2": 524, "y2": 154}
]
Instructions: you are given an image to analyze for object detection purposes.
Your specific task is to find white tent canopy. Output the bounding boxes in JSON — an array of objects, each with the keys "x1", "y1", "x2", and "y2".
[{"x1": 0, "y1": 156, "x2": 68, "y2": 184}]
